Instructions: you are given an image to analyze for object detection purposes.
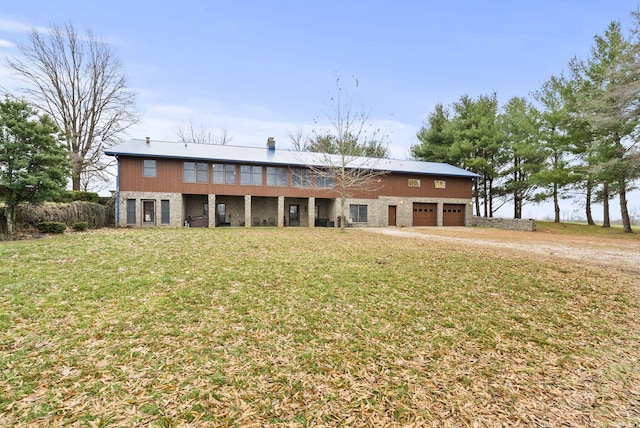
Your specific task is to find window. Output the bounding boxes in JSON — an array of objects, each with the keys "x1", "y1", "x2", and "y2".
[
  {"x1": 266, "y1": 167, "x2": 288, "y2": 186},
  {"x1": 161, "y1": 200, "x2": 170, "y2": 224},
  {"x1": 212, "y1": 163, "x2": 236, "y2": 184},
  {"x1": 240, "y1": 165, "x2": 262, "y2": 185},
  {"x1": 184, "y1": 162, "x2": 208, "y2": 183},
  {"x1": 292, "y1": 168, "x2": 311, "y2": 187},
  {"x1": 126, "y1": 199, "x2": 136, "y2": 224},
  {"x1": 143, "y1": 160, "x2": 156, "y2": 177},
  {"x1": 315, "y1": 174, "x2": 334, "y2": 188},
  {"x1": 349, "y1": 204, "x2": 368, "y2": 223}
]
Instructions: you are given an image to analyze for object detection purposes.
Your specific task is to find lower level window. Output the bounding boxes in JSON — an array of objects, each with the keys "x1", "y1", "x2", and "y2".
[
  {"x1": 126, "y1": 199, "x2": 136, "y2": 224},
  {"x1": 161, "y1": 200, "x2": 170, "y2": 224},
  {"x1": 349, "y1": 204, "x2": 368, "y2": 223}
]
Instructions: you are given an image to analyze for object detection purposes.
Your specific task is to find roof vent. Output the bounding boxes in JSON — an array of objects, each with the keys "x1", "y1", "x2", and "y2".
[
  {"x1": 145, "y1": 137, "x2": 151, "y2": 144},
  {"x1": 267, "y1": 137, "x2": 275, "y2": 152}
]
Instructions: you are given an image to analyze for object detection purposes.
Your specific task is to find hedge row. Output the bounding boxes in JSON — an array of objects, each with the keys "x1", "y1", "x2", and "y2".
[
  {"x1": 55, "y1": 190, "x2": 100, "y2": 204},
  {"x1": 0, "y1": 199, "x2": 115, "y2": 235}
]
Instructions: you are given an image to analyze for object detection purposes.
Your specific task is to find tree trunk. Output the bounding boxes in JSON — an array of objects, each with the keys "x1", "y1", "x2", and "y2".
[
  {"x1": 553, "y1": 183, "x2": 560, "y2": 223},
  {"x1": 619, "y1": 183, "x2": 633, "y2": 233},
  {"x1": 474, "y1": 181, "x2": 480, "y2": 217},
  {"x1": 488, "y1": 177, "x2": 494, "y2": 217},
  {"x1": 602, "y1": 182, "x2": 610, "y2": 228},
  {"x1": 512, "y1": 165, "x2": 522, "y2": 219},
  {"x1": 340, "y1": 194, "x2": 346, "y2": 232},
  {"x1": 71, "y1": 157, "x2": 82, "y2": 191},
  {"x1": 483, "y1": 177, "x2": 488, "y2": 218},
  {"x1": 585, "y1": 180, "x2": 595, "y2": 225},
  {"x1": 5, "y1": 204, "x2": 16, "y2": 236}
]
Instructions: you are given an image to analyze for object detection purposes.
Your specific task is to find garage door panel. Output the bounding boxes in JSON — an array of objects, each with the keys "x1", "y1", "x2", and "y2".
[
  {"x1": 413, "y1": 203, "x2": 437, "y2": 226},
  {"x1": 443, "y1": 204, "x2": 466, "y2": 226}
]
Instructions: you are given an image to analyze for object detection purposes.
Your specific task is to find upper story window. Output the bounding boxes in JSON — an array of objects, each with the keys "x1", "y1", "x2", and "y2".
[
  {"x1": 184, "y1": 162, "x2": 208, "y2": 183},
  {"x1": 266, "y1": 167, "x2": 288, "y2": 186},
  {"x1": 240, "y1": 165, "x2": 262, "y2": 186},
  {"x1": 291, "y1": 168, "x2": 311, "y2": 187},
  {"x1": 315, "y1": 174, "x2": 334, "y2": 188},
  {"x1": 143, "y1": 160, "x2": 156, "y2": 177},
  {"x1": 212, "y1": 163, "x2": 236, "y2": 184}
]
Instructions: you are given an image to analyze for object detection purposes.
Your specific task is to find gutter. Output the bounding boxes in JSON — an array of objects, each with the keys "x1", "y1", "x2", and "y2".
[{"x1": 115, "y1": 154, "x2": 120, "y2": 226}]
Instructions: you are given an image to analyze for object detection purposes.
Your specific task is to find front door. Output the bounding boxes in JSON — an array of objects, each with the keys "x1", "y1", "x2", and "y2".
[
  {"x1": 289, "y1": 204, "x2": 300, "y2": 226},
  {"x1": 388, "y1": 205, "x2": 397, "y2": 226}
]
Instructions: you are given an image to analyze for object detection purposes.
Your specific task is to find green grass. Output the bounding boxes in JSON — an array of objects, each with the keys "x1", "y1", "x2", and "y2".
[
  {"x1": 537, "y1": 220, "x2": 640, "y2": 240},
  {"x1": 0, "y1": 227, "x2": 639, "y2": 426}
]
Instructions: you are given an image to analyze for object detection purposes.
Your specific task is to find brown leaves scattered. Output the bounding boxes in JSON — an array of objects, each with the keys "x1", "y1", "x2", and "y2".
[{"x1": 0, "y1": 227, "x2": 639, "y2": 426}]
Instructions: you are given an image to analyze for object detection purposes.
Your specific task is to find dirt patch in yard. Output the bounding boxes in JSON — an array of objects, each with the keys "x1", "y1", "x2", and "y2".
[{"x1": 365, "y1": 226, "x2": 640, "y2": 277}]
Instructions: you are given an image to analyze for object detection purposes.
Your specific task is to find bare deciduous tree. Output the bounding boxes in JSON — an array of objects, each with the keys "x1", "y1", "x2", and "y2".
[
  {"x1": 6, "y1": 22, "x2": 139, "y2": 191},
  {"x1": 306, "y1": 76, "x2": 390, "y2": 231},
  {"x1": 288, "y1": 126, "x2": 311, "y2": 151},
  {"x1": 176, "y1": 121, "x2": 233, "y2": 145}
]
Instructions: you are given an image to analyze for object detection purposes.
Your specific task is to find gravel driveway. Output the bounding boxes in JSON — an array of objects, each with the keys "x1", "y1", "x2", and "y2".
[{"x1": 364, "y1": 226, "x2": 640, "y2": 277}]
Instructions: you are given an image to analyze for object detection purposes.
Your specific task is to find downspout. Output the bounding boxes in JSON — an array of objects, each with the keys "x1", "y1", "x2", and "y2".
[{"x1": 115, "y1": 154, "x2": 120, "y2": 226}]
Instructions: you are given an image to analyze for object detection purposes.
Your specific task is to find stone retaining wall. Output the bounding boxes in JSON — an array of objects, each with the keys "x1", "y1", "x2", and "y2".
[{"x1": 470, "y1": 216, "x2": 536, "y2": 231}]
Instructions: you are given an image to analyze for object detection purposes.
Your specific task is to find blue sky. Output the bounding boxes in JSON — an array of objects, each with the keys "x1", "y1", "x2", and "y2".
[{"x1": 0, "y1": 1, "x2": 638, "y2": 219}]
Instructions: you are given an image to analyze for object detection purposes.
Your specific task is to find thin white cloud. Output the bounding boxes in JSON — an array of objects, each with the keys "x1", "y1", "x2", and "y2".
[
  {"x1": 0, "y1": 17, "x2": 31, "y2": 32},
  {"x1": 0, "y1": 39, "x2": 15, "y2": 48},
  {"x1": 0, "y1": 17, "x2": 48, "y2": 34}
]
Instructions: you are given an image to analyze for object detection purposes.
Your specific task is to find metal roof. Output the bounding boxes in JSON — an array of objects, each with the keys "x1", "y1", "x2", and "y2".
[{"x1": 105, "y1": 139, "x2": 479, "y2": 178}]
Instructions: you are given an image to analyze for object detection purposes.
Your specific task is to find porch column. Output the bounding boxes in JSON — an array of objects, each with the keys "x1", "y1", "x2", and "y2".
[
  {"x1": 277, "y1": 196, "x2": 285, "y2": 227},
  {"x1": 244, "y1": 195, "x2": 252, "y2": 228},
  {"x1": 437, "y1": 201, "x2": 444, "y2": 227},
  {"x1": 308, "y1": 197, "x2": 315, "y2": 228},
  {"x1": 208, "y1": 194, "x2": 216, "y2": 228}
]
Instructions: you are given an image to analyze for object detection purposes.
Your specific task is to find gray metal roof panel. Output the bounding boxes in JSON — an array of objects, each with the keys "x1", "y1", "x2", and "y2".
[{"x1": 105, "y1": 140, "x2": 479, "y2": 178}]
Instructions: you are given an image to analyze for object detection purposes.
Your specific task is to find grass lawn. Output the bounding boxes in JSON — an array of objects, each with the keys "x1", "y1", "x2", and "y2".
[
  {"x1": 537, "y1": 220, "x2": 640, "y2": 240},
  {"x1": 1, "y1": 227, "x2": 638, "y2": 426}
]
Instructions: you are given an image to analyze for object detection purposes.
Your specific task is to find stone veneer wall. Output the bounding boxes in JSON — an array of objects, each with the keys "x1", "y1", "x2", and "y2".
[
  {"x1": 118, "y1": 191, "x2": 183, "y2": 227},
  {"x1": 470, "y1": 216, "x2": 536, "y2": 231}
]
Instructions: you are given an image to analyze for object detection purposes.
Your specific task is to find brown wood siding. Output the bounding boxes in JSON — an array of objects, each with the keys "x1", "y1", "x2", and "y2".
[
  {"x1": 118, "y1": 156, "x2": 474, "y2": 199},
  {"x1": 443, "y1": 204, "x2": 466, "y2": 226},
  {"x1": 377, "y1": 174, "x2": 472, "y2": 198}
]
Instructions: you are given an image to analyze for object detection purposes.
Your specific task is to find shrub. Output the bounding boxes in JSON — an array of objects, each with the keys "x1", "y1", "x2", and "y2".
[
  {"x1": 37, "y1": 222, "x2": 67, "y2": 234},
  {"x1": 73, "y1": 221, "x2": 89, "y2": 231},
  {"x1": 18, "y1": 201, "x2": 107, "y2": 230},
  {"x1": 56, "y1": 190, "x2": 99, "y2": 204}
]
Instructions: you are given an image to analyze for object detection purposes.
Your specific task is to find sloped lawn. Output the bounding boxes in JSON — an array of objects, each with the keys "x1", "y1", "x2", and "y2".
[{"x1": 1, "y1": 228, "x2": 638, "y2": 426}]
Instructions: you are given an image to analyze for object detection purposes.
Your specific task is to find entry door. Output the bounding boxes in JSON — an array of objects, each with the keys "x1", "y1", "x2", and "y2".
[
  {"x1": 289, "y1": 204, "x2": 300, "y2": 226},
  {"x1": 388, "y1": 205, "x2": 397, "y2": 226},
  {"x1": 216, "y1": 203, "x2": 226, "y2": 225},
  {"x1": 142, "y1": 200, "x2": 155, "y2": 225}
]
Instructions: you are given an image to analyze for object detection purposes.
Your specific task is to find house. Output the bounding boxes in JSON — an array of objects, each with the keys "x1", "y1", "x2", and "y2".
[{"x1": 105, "y1": 138, "x2": 478, "y2": 228}]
